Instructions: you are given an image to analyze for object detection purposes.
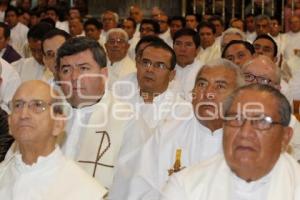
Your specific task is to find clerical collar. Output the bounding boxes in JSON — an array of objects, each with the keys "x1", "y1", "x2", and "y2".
[
  {"x1": 14, "y1": 146, "x2": 63, "y2": 172},
  {"x1": 232, "y1": 167, "x2": 273, "y2": 192}
]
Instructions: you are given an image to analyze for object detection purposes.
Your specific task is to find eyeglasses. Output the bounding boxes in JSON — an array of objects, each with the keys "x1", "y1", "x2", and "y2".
[
  {"x1": 243, "y1": 73, "x2": 273, "y2": 85},
  {"x1": 138, "y1": 58, "x2": 170, "y2": 70},
  {"x1": 106, "y1": 38, "x2": 126, "y2": 45},
  {"x1": 9, "y1": 100, "x2": 52, "y2": 114},
  {"x1": 224, "y1": 114, "x2": 283, "y2": 130}
]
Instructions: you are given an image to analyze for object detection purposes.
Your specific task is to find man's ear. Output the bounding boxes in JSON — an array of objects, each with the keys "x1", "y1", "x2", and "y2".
[
  {"x1": 282, "y1": 126, "x2": 293, "y2": 151},
  {"x1": 169, "y1": 69, "x2": 176, "y2": 82},
  {"x1": 52, "y1": 114, "x2": 66, "y2": 137},
  {"x1": 100, "y1": 67, "x2": 108, "y2": 78}
]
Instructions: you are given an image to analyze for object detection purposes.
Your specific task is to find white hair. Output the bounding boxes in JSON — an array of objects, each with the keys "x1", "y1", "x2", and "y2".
[
  {"x1": 242, "y1": 55, "x2": 281, "y2": 84},
  {"x1": 106, "y1": 28, "x2": 129, "y2": 42},
  {"x1": 221, "y1": 28, "x2": 246, "y2": 47},
  {"x1": 101, "y1": 10, "x2": 119, "y2": 23},
  {"x1": 196, "y1": 58, "x2": 245, "y2": 88}
]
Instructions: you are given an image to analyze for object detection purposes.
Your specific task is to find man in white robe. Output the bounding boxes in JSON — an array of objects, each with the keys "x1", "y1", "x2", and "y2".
[
  {"x1": 56, "y1": 37, "x2": 132, "y2": 189},
  {"x1": 129, "y1": 5, "x2": 143, "y2": 39},
  {"x1": 12, "y1": 22, "x2": 53, "y2": 82},
  {"x1": 45, "y1": 6, "x2": 69, "y2": 33},
  {"x1": 196, "y1": 22, "x2": 221, "y2": 63},
  {"x1": 171, "y1": 28, "x2": 203, "y2": 100},
  {"x1": 0, "y1": 80, "x2": 106, "y2": 200},
  {"x1": 252, "y1": 35, "x2": 293, "y2": 104},
  {"x1": 245, "y1": 14, "x2": 257, "y2": 43},
  {"x1": 100, "y1": 10, "x2": 119, "y2": 47},
  {"x1": 156, "y1": 14, "x2": 173, "y2": 47},
  {"x1": 5, "y1": 6, "x2": 28, "y2": 57},
  {"x1": 109, "y1": 39, "x2": 191, "y2": 200},
  {"x1": 121, "y1": 18, "x2": 139, "y2": 60},
  {"x1": 109, "y1": 58, "x2": 244, "y2": 199},
  {"x1": 161, "y1": 84, "x2": 300, "y2": 200},
  {"x1": 105, "y1": 28, "x2": 136, "y2": 90},
  {"x1": 283, "y1": 16, "x2": 300, "y2": 61},
  {"x1": 241, "y1": 55, "x2": 300, "y2": 160}
]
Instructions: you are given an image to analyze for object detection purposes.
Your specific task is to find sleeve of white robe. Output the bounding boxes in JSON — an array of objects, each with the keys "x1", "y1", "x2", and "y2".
[{"x1": 160, "y1": 174, "x2": 188, "y2": 200}]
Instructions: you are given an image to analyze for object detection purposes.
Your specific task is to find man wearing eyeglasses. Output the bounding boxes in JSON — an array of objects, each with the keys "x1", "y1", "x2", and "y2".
[
  {"x1": 110, "y1": 39, "x2": 195, "y2": 200},
  {"x1": 56, "y1": 37, "x2": 132, "y2": 190},
  {"x1": 110, "y1": 57, "x2": 244, "y2": 200},
  {"x1": 0, "y1": 80, "x2": 107, "y2": 200},
  {"x1": 41, "y1": 28, "x2": 71, "y2": 83},
  {"x1": 241, "y1": 55, "x2": 300, "y2": 160},
  {"x1": 161, "y1": 84, "x2": 300, "y2": 200},
  {"x1": 104, "y1": 28, "x2": 136, "y2": 89},
  {"x1": 12, "y1": 22, "x2": 53, "y2": 82}
]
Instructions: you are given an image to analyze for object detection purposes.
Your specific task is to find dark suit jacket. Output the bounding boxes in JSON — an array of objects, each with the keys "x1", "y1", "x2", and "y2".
[
  {"x1": 2, "y1": 44, "x2": 21, "y2": 63},
  {"x1": 0, "y1": 108, "x2": 13, "y2": 162}
]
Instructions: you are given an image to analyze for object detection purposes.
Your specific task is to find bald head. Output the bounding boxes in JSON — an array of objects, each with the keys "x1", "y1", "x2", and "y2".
[
  {"x1": 13, "y1": 80, "x2": 59, "y2": 102},
  {"x1": 242, "y1": 55, "x2": 281, "y2": 88},
  {"x1": 289, "y1": 15, "x2": 300, "y2": 33},
  {"x1": 9, "y1": 80, "x2": 65, "y2": 164}
]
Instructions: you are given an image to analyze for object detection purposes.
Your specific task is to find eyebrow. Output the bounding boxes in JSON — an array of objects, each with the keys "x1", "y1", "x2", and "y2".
[
  {"x1": 215, "y1": 80, "x2": 228, "y2": 85},
  {"x1": 195, "y1": 77, "x2": 208, "y2": 83},
  {"x1": 61, "y1": 63, "x2": 91, "y2": 68}
]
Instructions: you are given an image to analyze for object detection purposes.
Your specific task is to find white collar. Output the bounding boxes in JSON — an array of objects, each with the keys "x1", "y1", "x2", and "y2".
[{"x1": 14, "y1": 146, "x2": 64, "y2": 173}]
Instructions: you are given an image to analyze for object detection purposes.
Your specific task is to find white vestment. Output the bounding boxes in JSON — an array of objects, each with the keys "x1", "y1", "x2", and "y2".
[
  {"x1": 271, "y1": 33, "x2": 286, "y2": 58},
  {"x1": 0, "y1": 58, "x2": 21, "y2": 112},
  {"x1": 196, "y1": 41, "x2": 221, "y2": 64},
  {"x1": 159, "y1": 29, "x2": 173, "y2": 47},
  {"x1": 287, "y1": 55, "x2": 300, "y2": 100},
  {"x1": 61, "y1": 91, "x2": 132, "y2": 188},
  {"x1": 9, "y1": 22, "x2": 28, "y2": 57},
  {"x1": 161, "y1": 153, "x2": 300, "y2": 200},
  {"x1": 172, "y1": 59, "x2": 204, "y2": 100},
  {"x1": 12, "y1": 57, "x2": 46, "y2": 82},
  {"x1": 283, "y1": 31, "x2": 300, "y2": 60},
  {"x1": 56, "y1": 20, "x2": 69, "y2": 33},
  {"x1": 110, "y1": 83, "x2": 224, "y2": 199},
  {"x1": 107, "y1": 55, "x2": 136, "y2": 90},
  {"x1": 0, "y1": 147, "x2": 107, "y2": 200},
  {"x1": 246, "y1": 31, "x2": 257, "y2": 43},
  {"x1": 128, "y1": 36, "x2": 140, "y2": 60}
]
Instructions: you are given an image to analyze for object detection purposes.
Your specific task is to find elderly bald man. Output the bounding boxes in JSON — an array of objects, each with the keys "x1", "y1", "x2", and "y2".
[
  {"x1": 0, "y1": 80, "x2": 106, "y2": 200},
  {"x1": 241, "y1": 55, "x2": 300, "y2": 160}
]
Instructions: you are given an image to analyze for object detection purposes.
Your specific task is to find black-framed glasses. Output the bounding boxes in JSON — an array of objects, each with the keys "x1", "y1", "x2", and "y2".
[
  {"x1": 244, "y1": 73, "x2": 273, "y2": 85},
  {"x1": 224, "y1": 114, "x2": 283, "y2": 130},
  {"x1": 9, "y1": 100, "x2": 52, "y2": 114},
  {"x1": 138, "y1": 58, "x2": 170, "y2": 70}
]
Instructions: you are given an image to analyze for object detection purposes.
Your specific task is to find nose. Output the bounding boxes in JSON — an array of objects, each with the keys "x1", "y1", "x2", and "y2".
[
  {"x1": 203, "y1": 85, "x2": 216, "y2": 100},
  {"x1": 239, "y1": 119, "x2": 256, "y2": 138},
  {"x1": 71, "y1": 67, "x2": 80, "y2": 81},
  {"x1": 19, "y1": 105, "x2": 31, "y2": 119}
]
